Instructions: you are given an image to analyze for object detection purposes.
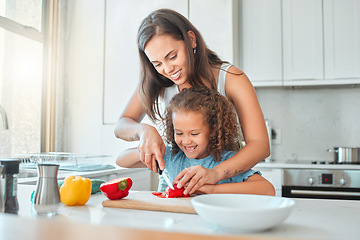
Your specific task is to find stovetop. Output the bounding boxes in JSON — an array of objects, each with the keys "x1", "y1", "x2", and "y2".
[{"x1": 285, "y1": 159, "x2": 360, "y2": 165}]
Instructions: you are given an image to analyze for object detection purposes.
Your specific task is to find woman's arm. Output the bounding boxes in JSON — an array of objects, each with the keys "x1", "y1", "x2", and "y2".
[
  {"x1": 116, "y1": 147, "x2": 146, "y2": 168},
  {"x1": 175, "y1": 66, "x2": 270, "y2": 194},
  {"x1": 114, "y1": 87, "x2": 146, "y2": 141},
  {"x1": 213, "y1": 66, "x2": 270, "y2": 179},
  {"x1": 114, "y1": 87, "x2": 166, "y2": 172},
  {"x1": 196, "y1": 174, "x2": 275, "y2": 196}
]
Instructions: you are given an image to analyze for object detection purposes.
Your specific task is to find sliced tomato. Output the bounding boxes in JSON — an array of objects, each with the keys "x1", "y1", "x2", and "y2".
[
  {"x1": 151, "y1": 192, "x2": 163, "y2": 196},
  {"x1": 152, "y1": 184, "x2": 190, "y2": 198},
  {"x1": 165, "y1": 184, "x2": 190, "y2": 198}
]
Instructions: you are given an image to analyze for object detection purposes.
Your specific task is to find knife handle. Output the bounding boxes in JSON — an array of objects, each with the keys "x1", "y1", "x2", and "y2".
[{"x1": 156, "y1": 161, "x2": 163, "y2": 175}]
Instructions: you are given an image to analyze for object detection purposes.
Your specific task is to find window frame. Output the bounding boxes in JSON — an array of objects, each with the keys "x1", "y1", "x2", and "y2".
[{"x1": 0, "y1": 0, "x2": 58, "y2": 152}]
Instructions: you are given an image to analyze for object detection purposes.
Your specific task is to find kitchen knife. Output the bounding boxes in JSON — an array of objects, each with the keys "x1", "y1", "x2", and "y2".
[{"x1": 156, "y1": 161, "x2": 175, "y2": 190}]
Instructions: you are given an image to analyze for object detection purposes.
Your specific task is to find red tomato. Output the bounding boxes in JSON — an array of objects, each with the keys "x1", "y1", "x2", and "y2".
[
  {"x1": 165, "y1": 184, "x2": 190, "y2": 198},
  {"x1": 152, "y1": 184, "x2": 190, "y2": 198}
]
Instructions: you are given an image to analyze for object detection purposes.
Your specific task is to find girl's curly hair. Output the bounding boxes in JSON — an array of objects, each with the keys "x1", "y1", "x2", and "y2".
[{"x1": 164, "y1": 87, "x2": 241, "y2": 162}]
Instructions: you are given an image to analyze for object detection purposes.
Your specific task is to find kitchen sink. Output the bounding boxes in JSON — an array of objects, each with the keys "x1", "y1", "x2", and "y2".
[
  {"x1": 18, "y1": 168, "x2": 38, "y2": 178},
  {"x1": 17, "y1": 169, "x2": 39, "y2": 185},
  {"x1": 18, "y1": 169, "x2": 38, "y2": 178}
]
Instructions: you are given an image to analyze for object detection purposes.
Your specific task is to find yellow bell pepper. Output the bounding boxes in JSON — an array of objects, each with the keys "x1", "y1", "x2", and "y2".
[{"x1": 59, "y1": 175, "x2": 92, "y2": 206}]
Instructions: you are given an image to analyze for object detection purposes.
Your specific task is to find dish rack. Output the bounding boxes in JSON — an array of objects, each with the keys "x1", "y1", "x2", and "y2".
[{"x1": 18, "y1": 152, "x2": 114, "y2": 171}]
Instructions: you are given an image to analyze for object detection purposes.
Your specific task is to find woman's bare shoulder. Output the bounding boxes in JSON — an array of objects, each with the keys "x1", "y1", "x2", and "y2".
[
  {"x1": 227, "y1": 65, "x2": 244, "y2": 75},
  {"x1": 225, "y1": 66, "x2": 255, "y2": 97}
]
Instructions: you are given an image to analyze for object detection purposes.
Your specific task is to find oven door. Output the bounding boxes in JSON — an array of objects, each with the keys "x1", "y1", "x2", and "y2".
[
  {"x1": 282, "y1": 186, "x2": 360, "y2": 200},
  {"x1": 282, "y1": 168, "x2": 360, "y2": 200}
]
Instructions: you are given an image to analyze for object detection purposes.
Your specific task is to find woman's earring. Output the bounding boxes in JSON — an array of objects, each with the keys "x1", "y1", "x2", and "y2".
[{"x1": 193, "y1": 48, "x2": 196, "y2": 54}]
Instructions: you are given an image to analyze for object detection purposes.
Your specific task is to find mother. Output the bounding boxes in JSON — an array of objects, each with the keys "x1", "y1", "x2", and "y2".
[{"x1": 114, "y1": 9, "x2": 269, "y2": 195}]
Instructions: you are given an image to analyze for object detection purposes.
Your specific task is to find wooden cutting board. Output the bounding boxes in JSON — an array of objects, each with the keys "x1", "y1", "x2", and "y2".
[{"x1": 102, "y1": 191, "x2": 196, "y2": 214}]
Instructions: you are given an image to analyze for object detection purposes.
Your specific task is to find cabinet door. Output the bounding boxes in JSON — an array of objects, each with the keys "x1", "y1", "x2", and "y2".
[
  {"x1": 323, "y1": 0, "x2": 360, "y2": 80},
  {"x1": 282, "y1": 0, "x2": 323, "y2": 81},
  {"x1": 97, "y1": 169, "x2": 152, "y2": 191},
  {"x1": 103, "y1": 0, "x2": 188, "y2": 124},
  {"x1": 240, "y1": 0, "x2": 282, "y2": 86},
  {"x1": 189, "y1": 0, "x2": 239, "y2": 65},
  {"x1": 253, "y1": 167, "x2": 282, "y2": 196}
]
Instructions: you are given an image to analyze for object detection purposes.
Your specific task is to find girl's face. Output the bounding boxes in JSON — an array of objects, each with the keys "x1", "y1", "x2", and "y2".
[
  {"x1": 172, "y1": 109, "x2": 210, "y2": 159},
  {"x1": 144, "y1": 34, "x2": 192, "y2": 90}
]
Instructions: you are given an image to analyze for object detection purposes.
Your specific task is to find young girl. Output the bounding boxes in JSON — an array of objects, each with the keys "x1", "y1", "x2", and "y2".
[
  {"x1": 115, "y1": 8, "x2": 270, "y2": 195},
  {"x1": 117, "y1": 87, "x2": 275, "y2": 196}
]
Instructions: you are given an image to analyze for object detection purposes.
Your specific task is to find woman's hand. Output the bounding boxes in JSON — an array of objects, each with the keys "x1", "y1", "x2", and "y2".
[
  {"x1": 137, "y1": 125, "x2": 166, "y2": 172},
  {"x1": 174, "y1": 165, "x2": 221, "y2": 195}
]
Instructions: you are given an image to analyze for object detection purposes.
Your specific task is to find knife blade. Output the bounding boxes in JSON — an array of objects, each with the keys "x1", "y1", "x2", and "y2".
[{"x1": 156, "y1": 161, "x2": 175, "y2": 190}]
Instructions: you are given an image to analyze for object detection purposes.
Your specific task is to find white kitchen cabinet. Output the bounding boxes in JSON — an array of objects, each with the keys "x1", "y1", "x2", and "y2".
[
  {"x1": 323, "y1": 0, "x2": 360, "y2": 80},
  {"x1": 189, "y1": 0, "x2": 240, "y2": 66},
  {"x1": 284, "y1": 0, "x2": 360, "y2": 85},
  {"x1": 93, "y1": 168, "x2": 152, "y2": 191},
  {"x1": 240, "y1": 0, "x2": 282, "y2": 86},
  {"x1": 241, "y1": 0, "x2": 360, "y2": 87},
  {"x1": 253, "y1": 167, "x2": 282, "y2": 196},
  {"x1": 282, "y1": 0, "x2": 323, "y2": 82}
]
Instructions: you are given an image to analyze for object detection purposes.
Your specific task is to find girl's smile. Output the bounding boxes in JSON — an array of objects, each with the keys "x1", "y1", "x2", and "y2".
[{"x1": 172, "y1": 110, "x2": 210, "y2": 159}]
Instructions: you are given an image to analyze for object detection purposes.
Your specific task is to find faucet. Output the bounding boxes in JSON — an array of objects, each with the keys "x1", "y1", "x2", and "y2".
[{"x1": 0, "y1": 104, "x2": 9, "y2": 130}]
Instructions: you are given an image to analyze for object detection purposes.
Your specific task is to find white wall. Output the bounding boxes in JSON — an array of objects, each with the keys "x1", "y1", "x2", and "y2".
[
  {"x1": 60, "y1": 0, "x2": 106, "y2": 154},
  {"x1": 257, "y1": 86, "x2": 360, "y2": 162},
  {"x1": 59, "y1": 0, "x2": 136, "y2": 156}
]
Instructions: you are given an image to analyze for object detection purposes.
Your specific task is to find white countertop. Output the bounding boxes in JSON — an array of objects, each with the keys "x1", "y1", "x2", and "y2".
[
  {"x1": 13, "y1": 184, "x2": 360, "y2": 240},
  {"x1": 255, "y1": 161, "x2": 360, "y2": 170}
]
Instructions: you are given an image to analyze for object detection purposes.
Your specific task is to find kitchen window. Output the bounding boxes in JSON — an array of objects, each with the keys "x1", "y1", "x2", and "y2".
[{"x1": 0, "y1": 0, "x2": 58, "y2": 157}]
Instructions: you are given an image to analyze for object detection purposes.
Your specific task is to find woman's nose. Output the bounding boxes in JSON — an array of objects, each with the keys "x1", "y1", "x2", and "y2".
[{"x1": 163, "y1": 62, "x2": 174, "y2": 74}]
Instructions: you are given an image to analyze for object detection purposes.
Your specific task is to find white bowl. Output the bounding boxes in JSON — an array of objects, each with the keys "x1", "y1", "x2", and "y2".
[{"x1": 191, "y1": 194, "x2": 295, "y2": 232}]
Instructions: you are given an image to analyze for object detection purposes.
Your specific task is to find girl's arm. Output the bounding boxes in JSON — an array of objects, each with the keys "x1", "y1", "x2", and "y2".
[
  {"x1": 195, "y1": 174, "x2": 275, "y2": 196},
  {"x1": 114, "y1": 86, "x2": 166, "y2": 172},
  {"x1": 176, "y1": 66, "x2": 270, "y2": 194},
  {"x1": 116, "y1": 147, "x2": 147, "y2": 168}
]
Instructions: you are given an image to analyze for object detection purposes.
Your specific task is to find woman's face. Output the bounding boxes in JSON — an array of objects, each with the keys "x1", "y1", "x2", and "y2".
[
  {"x1": 172, "y1": 109, "x2": 210, "y2": 159},
  {"x1": 144, "y1": 34, "x2": 191, "y2": 90}
]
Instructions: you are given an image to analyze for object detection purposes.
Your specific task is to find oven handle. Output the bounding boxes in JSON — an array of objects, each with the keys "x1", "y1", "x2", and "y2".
[
  {"x1": 282, "y1": 186, "x2": 360, "y2": 200},
  {"x1": 291, "y1": 189, "x2": 360, "y2": 197}
]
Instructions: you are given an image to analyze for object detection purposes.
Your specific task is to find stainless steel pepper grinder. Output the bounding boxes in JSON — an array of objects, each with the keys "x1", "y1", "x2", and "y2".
[
  {"x1": 1, "y1": 159, "x2": 20, "y2": 214},
  {"x1": 33, "y1": 163, "x2": 60, "y2": 216}
]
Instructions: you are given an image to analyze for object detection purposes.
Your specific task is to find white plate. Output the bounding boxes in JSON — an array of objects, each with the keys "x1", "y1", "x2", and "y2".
[{"x1": 191, "y1": 194, "x2": 295, "y2": 232}]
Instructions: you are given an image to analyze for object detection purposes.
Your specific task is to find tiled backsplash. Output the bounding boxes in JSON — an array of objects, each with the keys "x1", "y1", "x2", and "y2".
[{"x1": 256, "y1": 86, "x2": 360, "y2": 162}]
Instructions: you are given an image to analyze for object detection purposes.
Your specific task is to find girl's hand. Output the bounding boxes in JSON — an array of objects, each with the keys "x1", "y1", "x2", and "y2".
[
  {"x1": 137, "y1": 125, "x2": 166, "y2": 172},
  {"x1": 192, "y1": 184, "x2": 215, "y2": 195},
  {"x1": 174, "y1": 165, "x2": 220, "y2": 195}
]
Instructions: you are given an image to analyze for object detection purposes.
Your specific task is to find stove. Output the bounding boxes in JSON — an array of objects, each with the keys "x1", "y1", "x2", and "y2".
[
  {"x1": 310, "y1": 161, "x2": 336, "y2": 165},
  {"x1": 282, "y1": 163, "x2": 360, "y2": 200},
  {"x1": 309, "y1": 160, "x2": 359, "y2": 165}
]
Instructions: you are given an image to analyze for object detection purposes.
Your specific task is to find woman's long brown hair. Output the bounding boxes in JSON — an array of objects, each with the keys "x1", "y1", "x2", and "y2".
[{"x1": 137, "y1": 9, "x2": 225, "y2": 121}]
